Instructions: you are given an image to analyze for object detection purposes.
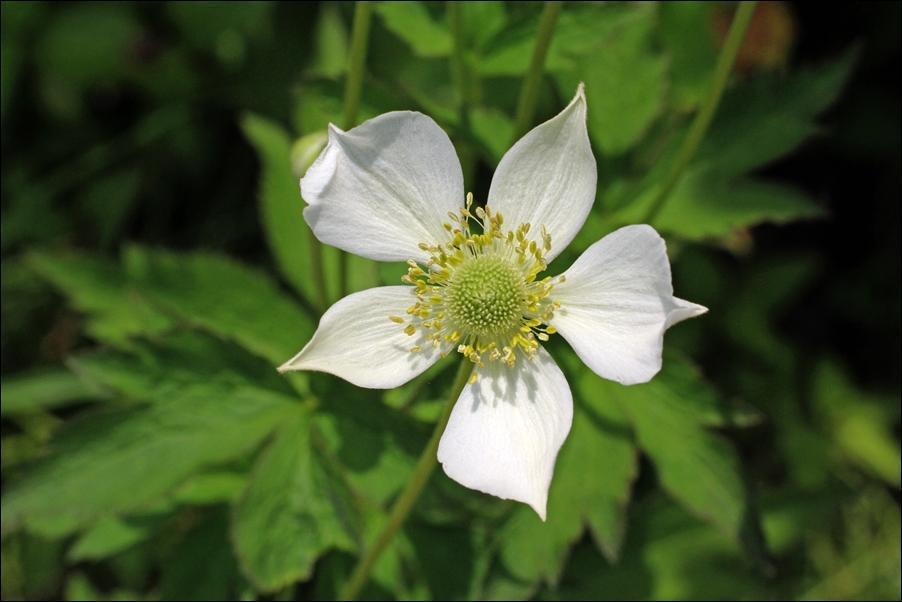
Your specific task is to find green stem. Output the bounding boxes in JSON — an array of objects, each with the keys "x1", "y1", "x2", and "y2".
[
  {"x1": 342, "y1": 1, "x2": 372, "y2": 131},
  {"x1": 339, "y1": 359, "x2": 474, "y2": 601},
  {"x1": 308, "y1": 235, "x2": 327, "y2": 311},
  {"x1": 642, "y1": 1, "x2": 757, "y2": 223},
  {"x1": 447, "y1": 1, "x2": 475, "y2": 184},
  {"x1": 336, "y1": 1, "x2": 373, "y2": 299},
  {"x1": 510, "y1": 1, "x2": 562, "y2": 145}
]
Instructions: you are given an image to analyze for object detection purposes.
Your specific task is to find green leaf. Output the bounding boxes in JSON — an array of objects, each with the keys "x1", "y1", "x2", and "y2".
[
  {"x1": 232, "y1": 409, "x2": 358, "y2": 592},
  {"x1": 1, "y1": 368, "x2": 105, "y2": 416},
  {"x1": 658, "y1": 2, "x2": 718, "y2": 111},
  {"x1": 242, "y1": 114, "x2": 328, "y2": 306},
  {"x1": 479, "y1": 4, "x2": 649, "y2": 78},
  {"x1": 694, "y1": 50, "x2": 857, "y2": 178},
  {"x1": 658, "y1": 177, "x2": 825, "y2": 241},
  {"x1": 812, "y1": 361, "x2": 901, "y2": 487},
  {"x1": 554, "y1": 496, "x2": 771, "y2": 601},
  {"x1": 124, "y1": 246, "x2": 312, "y2": 368},
  {"x1": 558, "y1": 6, "x2": 666, "y2": 154},
  {"x1": 159, "y1": 507, "x2": 245, "y2": 601},
  {"x1": 374, "y1": 2, "x2": 451, "y2": 58},
  {"x1": 71, "y1": 330, "x2": 293, "y2": 403},
  {"x1": 27, "y1": 251, "x2": 173, "y2": 346},
  {"x1": 172, "y1": 471, "x2": 248, "y2": 505},
  {"x1": 241, "y1": 114, "x2": 379, "y2": 309},
  {"x1": 68, "y1": 516, "x2": 158, "y2": 562},
  {"x1": 1, "y1": 380, "x2": 296, "y2": 536},
  {"x1": 599, "y1": 358, "x2": 752, "y2": 544},
  {"x1": 315, "y1": 394, "x2": 427, "y2": 505},
  {"x1": 608, "y1": 175, "x2": 825, "y2": 241},
  {"x1": 497, "y1": 350, "x2": 637, "y2": 587},
  {"x1": 309, "y1": 2, "x2": 348, "y2": 78},
  {"x1": 470, "y1": 107, "x2": 514, "y2": 165}
]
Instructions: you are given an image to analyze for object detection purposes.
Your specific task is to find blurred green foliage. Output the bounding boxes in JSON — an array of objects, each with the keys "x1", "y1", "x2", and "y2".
[{"x1": 1, "y1": 1, "x2": 900, "y2": 601}]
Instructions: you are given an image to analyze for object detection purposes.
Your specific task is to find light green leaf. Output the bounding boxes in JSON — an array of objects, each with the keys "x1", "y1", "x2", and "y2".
[
  {"x1": 309, "y1": 2, "x2": 348, "y2": 78},
  {"x1": 599, "y1": 359, "x2": 751, "y2": 544},
  {"x1": 1, "y1": 380, "x2": 296, "y2": 536},
  {"x1": 479, "y1": 4, "x2": 648, "y2": 77},
  {"x1": 242, "y1": 114, "x2": 379, "y2": 309},
  {"x1": 559, "y1": 7, "x2": 666, "y2": 155},
  {"x1": 68, "y1": 516, "x2": 158, "y2": 562},
  {"x1": 232, "y1": 409, "x2": 358, "y2": 592},
  {"x1": 28, "y1": 251, "x2": 173, "y2": 346},
  {"x1": 470, "y1": 107, "x2": 514, "y2": 165},
  {"x1": 813, "y1": 361, "x2": 901, "y2": 487},
  {"x1": 1, "y1": 368, "x2": 105, "y2": 416},
  {"x1": 172, "y1": 471, "x2": 248, "y2": 505},
  {"x1": 124, "y1": 246, "x2": 312, "y2": 368},
  {"x1": 374, "y1": 1, "x2": 451, "y2": 58},
  {"x1": 242, "y1": 114, "x2": 330, "y2": 306}
]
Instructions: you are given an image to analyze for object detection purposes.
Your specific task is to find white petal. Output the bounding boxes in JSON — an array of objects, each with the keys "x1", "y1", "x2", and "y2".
[
  {"x1": 437, "y1": 347, "x2": 573, "y2": 520},
  {"x1": 487, "y1": 84, "x2": 597, "y2": 262},
  {"x1": 552, "y1": 225, "x2": 707, "y2": 386},
  {"x1": 301, "y1": 112, "x2": 464, "y2": 262},
  {"x1": 278, "y1": 286, "x2": 444, "y2": 389}
]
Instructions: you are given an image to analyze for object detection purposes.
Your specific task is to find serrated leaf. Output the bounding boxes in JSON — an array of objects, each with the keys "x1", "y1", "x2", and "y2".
[
  {"x1": 315, "y1": 393, "x2": 427, "y2": 505},
  {"x1": 1, "y1": 368, "x2": 105, "y2": 416},
  {"x1": 598, "y1": 359, "x2": 751, "y2": 544},
  {"x1": 27, "y1": 251, "x2": 172, "y2": 346},
  {"x1": 124, "y1": 246, "x2": 312, "y2": 368},
  {"x1": 232, "y1": 409, "x2": 358, "y2": 592},
  {"x1": 70, "y1": 331, "x2": 293, "y2": 403},
  {"x1": 1, "y1": 380, "x2": 296, "y2": 536},
  {"x1": 608, "y1": 174, "x2": 825, "y2": 242}
]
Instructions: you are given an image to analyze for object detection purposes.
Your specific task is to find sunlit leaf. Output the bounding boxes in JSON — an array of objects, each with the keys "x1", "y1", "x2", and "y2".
[{"x1": 1, "y1": 380, "x2": 296, "y2": 535}]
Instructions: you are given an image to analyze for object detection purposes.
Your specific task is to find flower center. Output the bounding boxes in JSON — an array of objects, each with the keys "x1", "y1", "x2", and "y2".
[
  {"x1": 390, "y1": 193, "x2": 562, "y2": 378},
  {"x1": 445, "y1": 255, "x2": 525, "y2": 337}
]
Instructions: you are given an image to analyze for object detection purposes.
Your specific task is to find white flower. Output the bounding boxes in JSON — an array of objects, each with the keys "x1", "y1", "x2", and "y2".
[{"x1": 279, "y1": 85, "x2": 707, "y2": 520}]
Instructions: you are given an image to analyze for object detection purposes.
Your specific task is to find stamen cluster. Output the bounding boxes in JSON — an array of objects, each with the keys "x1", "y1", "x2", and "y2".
[{"x1": 391, "y1": 193, "x2": 563, "y2": 379}]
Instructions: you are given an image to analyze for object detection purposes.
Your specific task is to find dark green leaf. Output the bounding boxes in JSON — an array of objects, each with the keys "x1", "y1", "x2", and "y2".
[{"x1": 232, "y1": 409, "x2": 359, "y2": 592}]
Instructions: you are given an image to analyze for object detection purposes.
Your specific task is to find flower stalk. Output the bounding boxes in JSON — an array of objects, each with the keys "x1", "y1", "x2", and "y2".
[
  {"x1": 643, "y1": 0, "x2": 757, "y2": 223},
  {"x1": 337, "y1": 1, "x2": 374, "y2": 299},
  {"x1": 339, "y1": 358, "x2": 474, "y2": 601},
  {"x1": 510, "y1": 1, "x2": 562, "y2": 144}
]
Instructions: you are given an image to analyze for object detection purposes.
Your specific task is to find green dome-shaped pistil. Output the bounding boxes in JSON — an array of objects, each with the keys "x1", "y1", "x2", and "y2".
[
  {"x1": 392, "y1": 193, "x2": 564, "y2": 378},
  {"x1": 445, "y1": 256, "x2": 526, "y2": 337}
]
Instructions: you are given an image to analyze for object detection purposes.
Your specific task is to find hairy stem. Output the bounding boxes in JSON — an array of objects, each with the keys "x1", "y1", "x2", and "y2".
[
  {"x1": 643, "y1": 1, "x2": 757, "y2": 223},
  {"x1": 510, "y1": 1, "x2": 562, "y2": 145},
  {"x1": 338, "y1": 359, "x2": 473, "y2": 601}
]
